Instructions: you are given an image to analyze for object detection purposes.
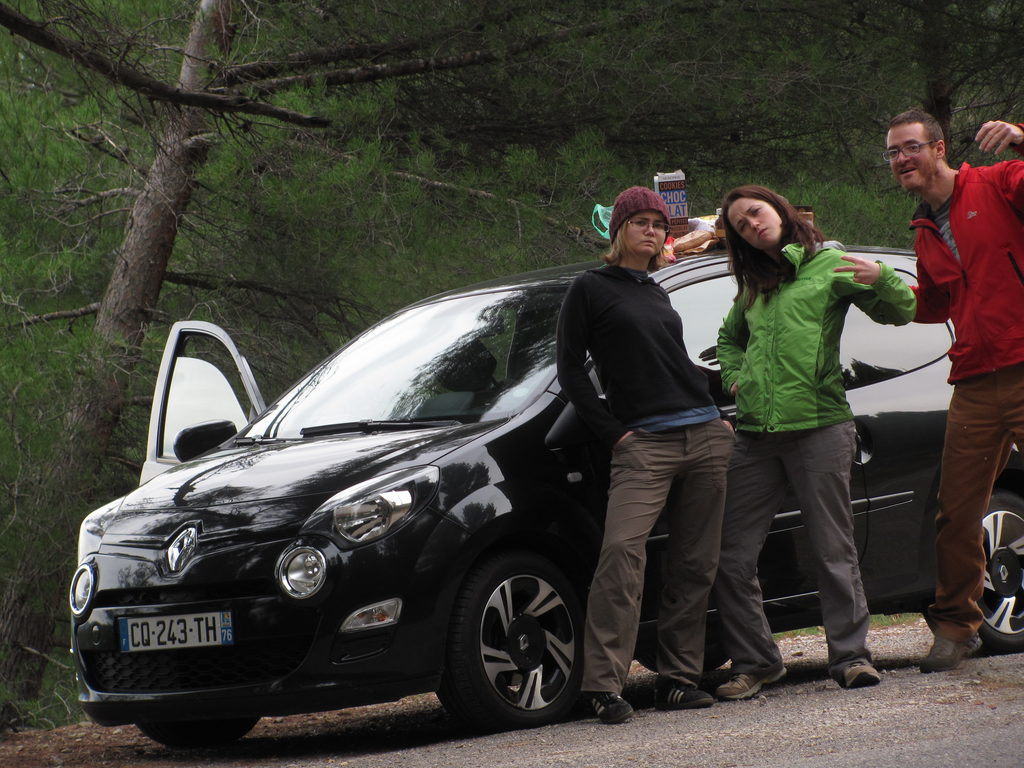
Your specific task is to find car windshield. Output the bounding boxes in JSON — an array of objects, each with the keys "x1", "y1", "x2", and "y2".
[{"x1": 246, "y1": 286, "x2": 565, "y2": 439}]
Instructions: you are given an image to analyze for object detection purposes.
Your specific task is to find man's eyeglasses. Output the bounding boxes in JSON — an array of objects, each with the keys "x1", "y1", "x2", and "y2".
[
  {"x1": 882, "y1": 140, "x2": 938, "y2": 163},
  {"x1": 627, "y1": 217, "x2": 670, "y2": 234}
]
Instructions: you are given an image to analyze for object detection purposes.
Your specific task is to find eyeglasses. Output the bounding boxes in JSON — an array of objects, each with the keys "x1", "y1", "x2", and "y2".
[
  {"x1": 881, "y1": 140, "x2": 937, "y2": 163},
  {"x1": 627, "y1": 218, "x2": 670, "y2": 234}
]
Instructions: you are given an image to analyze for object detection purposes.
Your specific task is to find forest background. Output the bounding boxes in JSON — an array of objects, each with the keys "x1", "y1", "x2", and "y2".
[{"x1": 1, "y1": 0, "x2": 1022, "y2": 732}]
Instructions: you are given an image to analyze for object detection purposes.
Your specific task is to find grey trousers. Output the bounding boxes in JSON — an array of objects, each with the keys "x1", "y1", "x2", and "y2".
[
  {"x1": 581, "y1": 419, "x2": 733, "y2": 693},
  {"x1": 712, "y1": 421, "x2": 872, "y2": 684}
]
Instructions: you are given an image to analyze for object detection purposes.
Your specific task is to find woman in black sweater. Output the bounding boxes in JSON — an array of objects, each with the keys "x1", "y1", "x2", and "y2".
[{"x1": 556, "y1": 186, "x2": 734, "y2": 724}]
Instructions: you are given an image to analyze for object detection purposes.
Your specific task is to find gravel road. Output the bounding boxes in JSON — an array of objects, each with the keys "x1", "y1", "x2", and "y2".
[{"x1": 3, "y1": 617, "x2": 1023, "y2": 768}]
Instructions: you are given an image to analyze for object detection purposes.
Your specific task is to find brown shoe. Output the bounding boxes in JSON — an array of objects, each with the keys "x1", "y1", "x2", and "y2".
[
  {"x1": 920, "y1": 635, "x2": 976, "y2": 673},
  {"x1": 841, "y1": 663, "x2": 881, "y2": 688},
  {"x1": 715, "y1": 667, "x2": 786, "y2": 700}
]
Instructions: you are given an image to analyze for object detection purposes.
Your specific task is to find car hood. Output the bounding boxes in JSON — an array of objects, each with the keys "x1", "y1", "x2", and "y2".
[{"x1": 89, "y1": 421, "x2": 500, "y2": 540}]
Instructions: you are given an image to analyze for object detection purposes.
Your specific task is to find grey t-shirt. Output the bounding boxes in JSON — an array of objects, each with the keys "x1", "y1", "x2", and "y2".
[{"x1": 930, "y1": 196, "x2": 961, "y2": 262}]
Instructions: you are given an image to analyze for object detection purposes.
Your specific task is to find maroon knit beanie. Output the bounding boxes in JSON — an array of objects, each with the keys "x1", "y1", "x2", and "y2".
[{"x1": 608, "y1": 186, "x2": 670, "y2": 243}]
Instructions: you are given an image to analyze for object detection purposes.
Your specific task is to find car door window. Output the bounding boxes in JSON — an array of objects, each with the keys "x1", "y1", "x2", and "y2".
[
  {"x1": 667, "y1": 275, "x2": 736, "y2": 406},
  {"x1": 161, "y1": 339, "x2": 250, "y2": 458},
  {"x1": 143, "y1": 322, "x2": 265, "y2": 483},
  {"x1": 667, "y1": 266, "x2": 953, "y2": 396},
  {"x1": 840, "y1": 267, "x2": 953, "y2": 389}
]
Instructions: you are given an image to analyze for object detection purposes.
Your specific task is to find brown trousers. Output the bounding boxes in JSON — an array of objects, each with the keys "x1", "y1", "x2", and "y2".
[
  {"x1": 581, "y1": 420, "x2": 733, "y2": 693},
  {"x1": 931, "y1": 361, "x2": 1024, "y2": 642}
]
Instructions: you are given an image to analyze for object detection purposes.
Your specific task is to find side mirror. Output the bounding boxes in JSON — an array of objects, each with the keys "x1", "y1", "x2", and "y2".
[
  {"x1": 545, "y1": 401, "x2": 596, "y2": 449},
  {"x1": 173, "y1": 420, "x2": 237, "y2": 462}
]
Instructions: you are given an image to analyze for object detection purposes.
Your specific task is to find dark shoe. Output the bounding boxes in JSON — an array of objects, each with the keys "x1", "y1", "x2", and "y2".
[
  {"x1": 715, "y1": 667, "x2": 787, "y2": 701},
  {"x1": 966, "y1": 633, "x2": 983, "y2": 654},
  {"x1": 841, "y1": 662, "x2": 881, "y2": 689},
  {"x1": 920, "y1": 635, "x2": 976, "y2": 673},
  {"x1": 654, "y1": 677, "x2": 714, "y2": 710},
  {"x1": 587, "y1": 692, "x2": 634, "y2": 724}
]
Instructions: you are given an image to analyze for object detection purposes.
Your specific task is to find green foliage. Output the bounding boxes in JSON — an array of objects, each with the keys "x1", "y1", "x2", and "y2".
[
  {"x1": 755, "y1": 173, "x2": 918, "y2": 250},
  {"x1": 0, "y1": 664, "x2": 78, "y2": 732}
]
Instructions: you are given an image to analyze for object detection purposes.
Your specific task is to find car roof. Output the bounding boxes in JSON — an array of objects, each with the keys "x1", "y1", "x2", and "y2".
[{"x1": 409, "y1": 243, "x2": 916, "y2": 308}]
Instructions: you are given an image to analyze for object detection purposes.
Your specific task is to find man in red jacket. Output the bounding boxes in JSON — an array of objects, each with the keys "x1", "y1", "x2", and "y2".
[{"x1": 885, "y1": 109, "x2": 1024, "y2": 673}]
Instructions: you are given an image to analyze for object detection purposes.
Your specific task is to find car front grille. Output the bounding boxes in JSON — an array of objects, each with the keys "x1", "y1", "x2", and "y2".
[{"x1": 82, "y1": 635, "x2": 310, "y2": 692}]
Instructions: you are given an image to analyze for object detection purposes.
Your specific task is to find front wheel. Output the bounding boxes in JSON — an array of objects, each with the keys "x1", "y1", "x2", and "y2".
[
  {"x1": 136, "y1": 717, "x2": 259, "y2": 748},
  {"x1": 438, "y1": 551, "x2": 583, "y2": 731},
  {"x1": 978, "y1": 490, "x2": 1024, "y2": 653}
]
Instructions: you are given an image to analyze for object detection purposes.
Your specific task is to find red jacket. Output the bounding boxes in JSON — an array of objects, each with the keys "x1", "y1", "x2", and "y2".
[{"x1": 911, "y1": 140, "x2": 1024, "y2": 382}]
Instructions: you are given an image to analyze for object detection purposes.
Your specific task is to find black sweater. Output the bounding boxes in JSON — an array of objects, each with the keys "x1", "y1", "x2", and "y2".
[{"x1": 555, "y1": 265, "x2": 716, "y2": 447}]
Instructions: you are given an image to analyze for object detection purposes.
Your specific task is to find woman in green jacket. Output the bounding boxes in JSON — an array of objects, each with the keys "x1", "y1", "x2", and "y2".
[{"x1": 711, "y1": 185, "x2": 916, "y2": 700}]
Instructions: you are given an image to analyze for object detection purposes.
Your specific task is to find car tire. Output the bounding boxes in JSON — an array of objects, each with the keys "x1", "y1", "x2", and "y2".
[
  {"x1": 438, "y1": 551, "x2": 583, "y2": 731},
  {"x1": 978, "y1": 490, "x2": 1024, "y2": 653},
  {"x1": 135, "y1": 717, "x2": 260, "y2": 748}
]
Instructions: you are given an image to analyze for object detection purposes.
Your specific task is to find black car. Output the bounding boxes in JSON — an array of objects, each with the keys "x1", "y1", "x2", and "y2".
[{"x1": 69, "y1": 247, "x2": 1024, "y2": 747}]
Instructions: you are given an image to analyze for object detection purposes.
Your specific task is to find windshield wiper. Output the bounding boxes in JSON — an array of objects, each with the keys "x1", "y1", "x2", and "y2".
[
  {"x1": 300, "y1": 419, "x2": 461, "y2": 438},
  {"x1": 233, "y1": 434, "x2": 287, "y2": 446}
]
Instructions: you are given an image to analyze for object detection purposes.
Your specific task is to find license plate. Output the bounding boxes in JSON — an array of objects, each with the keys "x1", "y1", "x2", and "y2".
[{"x1": 118, "y1": 611, "x2": 234, "y2": 652}]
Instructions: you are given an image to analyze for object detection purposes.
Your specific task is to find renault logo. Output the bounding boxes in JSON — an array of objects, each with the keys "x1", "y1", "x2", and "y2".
[{"x1": 167, "y1": 526, "x2": 198, "y2": 573}]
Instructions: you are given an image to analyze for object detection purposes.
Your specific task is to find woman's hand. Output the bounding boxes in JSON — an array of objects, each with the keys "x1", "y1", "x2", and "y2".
[
  {"x1": 834, "y1": 255, "x2": 881, "y2": 285},
  {"x1": 614, "y1": 430, "x2": 634, "y2": 447}
]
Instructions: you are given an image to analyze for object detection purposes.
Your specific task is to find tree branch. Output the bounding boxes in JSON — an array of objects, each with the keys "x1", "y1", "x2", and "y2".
[
  {"x1": 391, "y1": 171, "x2": 606, "y2": 248},
  {"x1": 0, "y1": 3, "x2": 329, "y2": 127},
  {"x1": 0, "y1": 5, "x2": 623, "y2": 127},
  {"x1": 215, "y1": 39, "x2": 426, "y2": 88},
  {"x1": 16, "y1": 643, "x2": 71, "y2": 671},
  {"x1": 165, "y1": 271, "x2": 322, "y2": 301},
  {"x1": 212, "y1": 6, "x2": 532, "y2": 86},
  {"x1": 245, "y1": 21, "x2": 608, "y2": 93},
  {"x1": 55, "y1": 187, "x2": 137, "y2": 213},
  {"x1": 163, "y1": 271, "x2": 372, "y2": 332},
  {"x1": 8, "y1": 303, "x2": 100, "y2": 330}
]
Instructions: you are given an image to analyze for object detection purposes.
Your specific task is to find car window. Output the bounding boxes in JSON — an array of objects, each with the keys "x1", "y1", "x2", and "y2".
[
  {"x1": 159, "y1": 334, "x2": 253, "y2": 459},
  {"x1": 839, "y1": 267, "x2": 952, "y2": 388},
  {"x1": 667, "y1": 275, "x2": 735, "y2": 405},
  {"x1": 248, "y1": 287, "x2": 564, "y2": 439},
  {"x1": 666, "y1": 264, "x2": 953, "y2": 398}
]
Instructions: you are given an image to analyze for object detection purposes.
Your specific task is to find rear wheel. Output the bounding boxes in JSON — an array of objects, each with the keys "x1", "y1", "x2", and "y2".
[
  {"x1": 438, "y1": 551, "x2": 583, "y2": 731},
  {"x1": 135, "y1": 717, "x2": 259, "y2": 748},
  {"x1": 978, "y1": 490, "x2": 1024, "y2": 653}
]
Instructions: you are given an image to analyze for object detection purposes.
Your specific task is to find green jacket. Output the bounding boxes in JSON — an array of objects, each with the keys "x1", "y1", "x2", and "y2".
[{"x1": 717, "y1": 245, "x2": 916, "y2": 433}]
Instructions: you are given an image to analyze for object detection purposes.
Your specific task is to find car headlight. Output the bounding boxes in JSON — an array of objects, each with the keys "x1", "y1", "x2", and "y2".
[
  {"x1": 319, "y1": 465, "x2": 440, "y2": 544},
  {"x1": 69, "y1": 563, "x2": 96, "y2": 618},
  {"x1": 277, "y1": 546, "x2": 327, "y2": 598}
]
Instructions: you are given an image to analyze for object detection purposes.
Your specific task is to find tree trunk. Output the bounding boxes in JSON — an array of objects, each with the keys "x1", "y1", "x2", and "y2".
[
  {"x1": 0, "y1": 0, "x2": 234, "y2": 707},
  {"x1": 919, "y1": 0, "x2": 954, "y2": 141}
]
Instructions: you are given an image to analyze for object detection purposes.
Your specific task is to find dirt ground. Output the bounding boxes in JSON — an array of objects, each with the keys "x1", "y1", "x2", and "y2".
[{"x1": 0, "y1": 617, "x2": 980, "y2": 768}]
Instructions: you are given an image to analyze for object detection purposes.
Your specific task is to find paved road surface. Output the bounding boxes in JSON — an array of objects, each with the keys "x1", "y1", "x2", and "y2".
[{"x1": 3, "y1": 619, "x2": 1022, "y2": 768}]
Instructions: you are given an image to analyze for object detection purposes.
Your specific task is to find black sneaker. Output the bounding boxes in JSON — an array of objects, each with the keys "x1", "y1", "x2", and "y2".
[
  {"x1": 587, "y1": 692, "x2": 634, "y2": 724},
  {"x1": 654, "y1": 677, "x2": 715, "y2": 710}
]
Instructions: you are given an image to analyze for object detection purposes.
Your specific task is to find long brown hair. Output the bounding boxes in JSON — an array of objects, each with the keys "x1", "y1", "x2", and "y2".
[{"x1": 721, "y1": 185, "x2": 824, "y2": 308}]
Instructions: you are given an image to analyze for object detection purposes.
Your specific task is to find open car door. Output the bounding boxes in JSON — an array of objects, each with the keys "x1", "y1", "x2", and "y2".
[{"x1": 141, "y1": 321, "x2": 266, "y2": 484}]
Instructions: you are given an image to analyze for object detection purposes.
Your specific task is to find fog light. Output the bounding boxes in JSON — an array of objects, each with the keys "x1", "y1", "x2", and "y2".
[
  {"x1": 340, "y1": 598, "x2": 402, "y2": 632},
  {"x1": 277, "y1": 546, "x2": 327, "y2": 598},
  {"x1": 69, "y1": 563, "x2": 95, "y2": 617}
]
